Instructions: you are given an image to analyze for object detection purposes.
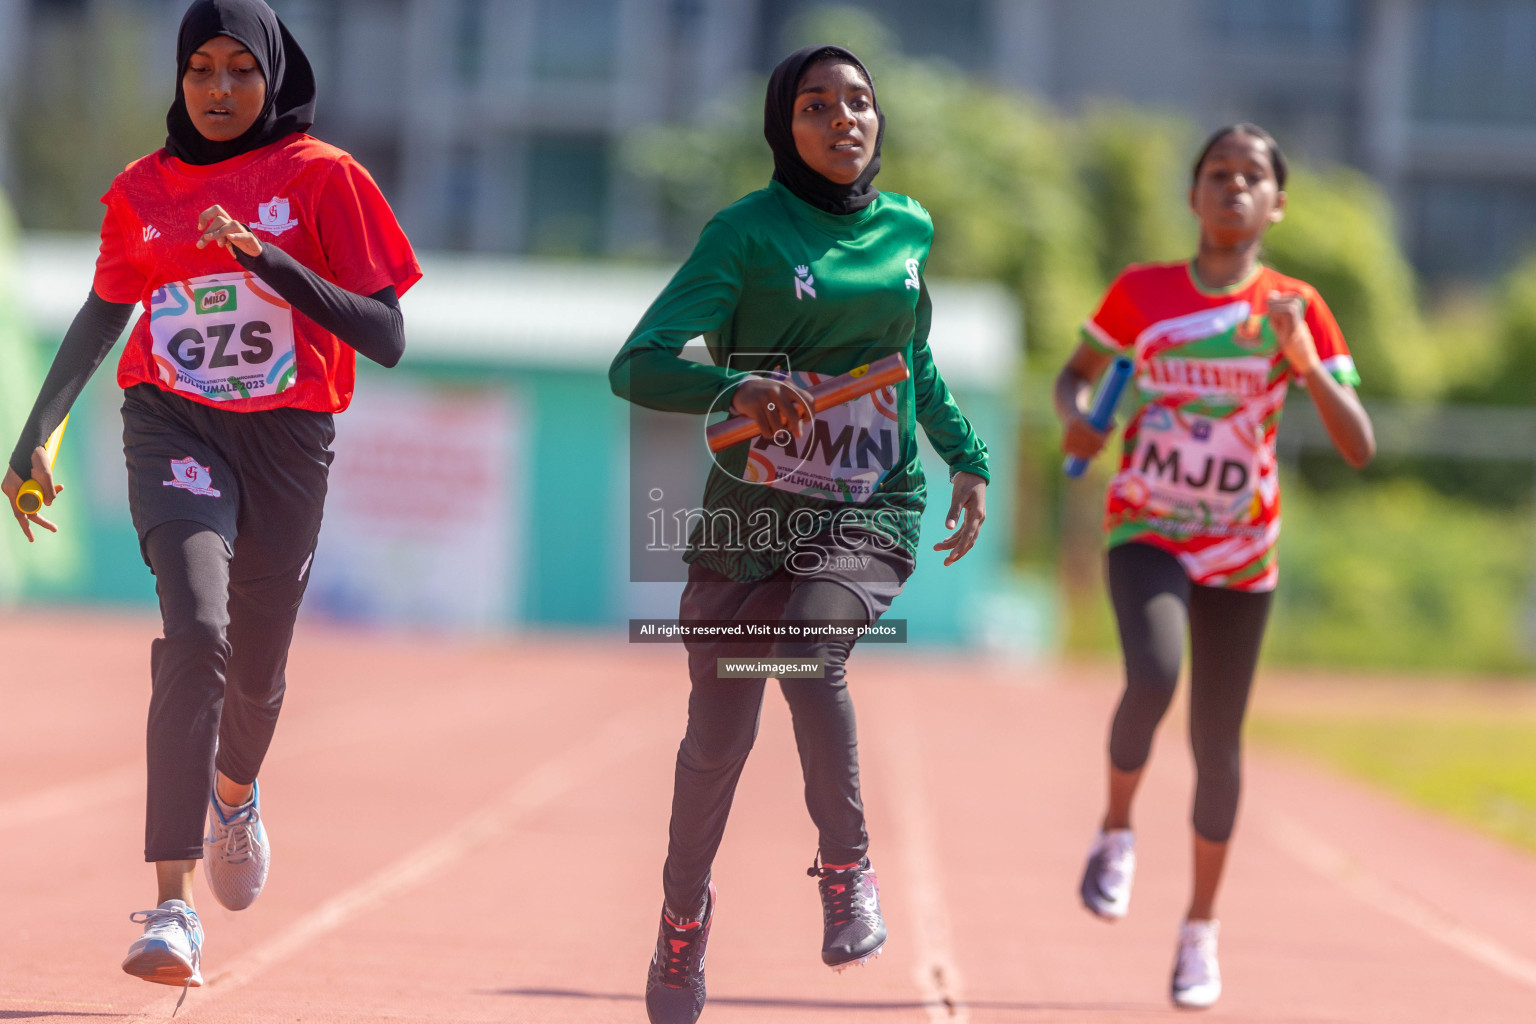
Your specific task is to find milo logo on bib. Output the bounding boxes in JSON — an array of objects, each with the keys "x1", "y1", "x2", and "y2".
[
  {"x1": 742, "y1": 370, "x2": 900, "y2": 504},
  {"x1": 149, "y1": 272, "x2": 297, "y2": 402},
  {"x1": 194, "y1": 285, "x2": 236, "y2": 314}
]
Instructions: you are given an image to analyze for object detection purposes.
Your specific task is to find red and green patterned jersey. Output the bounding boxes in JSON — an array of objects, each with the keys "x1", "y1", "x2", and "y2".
[{"x1": 1082, "y1": 261, "x2": 1359, "y2": 592}]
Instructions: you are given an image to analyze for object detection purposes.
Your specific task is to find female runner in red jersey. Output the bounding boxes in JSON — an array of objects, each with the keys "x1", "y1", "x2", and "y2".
[
  {"x1": 1054, "y1": 124, "x2": 1375, "y2": 1009},
  {"x1": 3, "y1": 0, "x2": 419, "y2": 997}
]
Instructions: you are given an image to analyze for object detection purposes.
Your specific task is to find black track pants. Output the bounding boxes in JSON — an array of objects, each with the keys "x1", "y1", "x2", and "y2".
[
  {"x1": 1106, "y1": 542, "x2": 1273, "y2": 843},
  {"x1": 661, "y1": 540, "x2": 908, "y2": 918},
  {"x1": 144, "y1": 520, "x2": 315, "y2": 860},
  {"x1": 126, "y1": 384, "x2": 332, "y2": 862}
]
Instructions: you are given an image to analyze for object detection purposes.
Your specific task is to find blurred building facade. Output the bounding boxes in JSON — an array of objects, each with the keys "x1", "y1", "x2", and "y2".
[
  {"x1": 2, "y1": 0, "x2": 1534, "y2": 282},
  {"x1": 1001, "y1": 0, "x2": 1536, "y2": 284}
]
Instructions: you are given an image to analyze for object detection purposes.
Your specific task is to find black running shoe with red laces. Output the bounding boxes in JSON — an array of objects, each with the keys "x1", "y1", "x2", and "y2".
[
  {"x1": 810, "y1": 856, "x2": 886, "y2": 969},
  {"x1": 645, "y1": 882, "x2": 715, "y2": 1024}
]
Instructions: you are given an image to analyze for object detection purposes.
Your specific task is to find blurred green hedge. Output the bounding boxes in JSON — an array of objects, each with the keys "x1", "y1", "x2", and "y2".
[
  {"x1": 1062, "y1": 475, "x2": 1534, "y2": 675},
  {"x1": 0, "y1": 189, "x2": 86, "y2": 599},
  {"x1": 1268, "y1": 477, "x2": 1533, "y2": 674}
]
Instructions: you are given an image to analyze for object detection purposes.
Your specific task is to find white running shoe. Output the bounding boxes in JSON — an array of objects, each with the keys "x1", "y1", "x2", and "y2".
[
  {"x1": 122, "y1": 899, "x2": 203, "y2": 989},
  {"x1": 204, "y1": 780, "x2": 271, "y2": 911},
  {"x1": 1079, "y1": 828, "x2": 1136, "y2": 920},
  {"x1": 1171, "y1": 919, "x2": 1222, "y2": 1009}
]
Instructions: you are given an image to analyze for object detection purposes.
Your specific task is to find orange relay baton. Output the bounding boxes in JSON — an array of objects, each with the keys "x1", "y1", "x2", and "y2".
[
  {"x1": 14, "y1": 415, "x2": 69, "y2": 516},
  {"x1": 706, "y1": 354, "x2": 909, "y2": 453}
]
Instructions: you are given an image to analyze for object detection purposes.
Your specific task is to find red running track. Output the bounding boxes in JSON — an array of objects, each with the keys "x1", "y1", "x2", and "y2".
[{"x1": 0, "y1": 610, "x2": 1533, "y2": 1022}]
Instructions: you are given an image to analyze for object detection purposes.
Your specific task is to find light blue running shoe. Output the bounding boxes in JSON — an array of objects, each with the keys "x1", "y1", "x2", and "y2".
[
  {"x1": 1172, "y1": 918, "x2": 1223, "y2": 1009},
  {"x1": 204, "y1": 780, "x2": 271, "y2": 911},
  {"x1": 122, "y1": 899, "x2": 203, "y2": 997}
]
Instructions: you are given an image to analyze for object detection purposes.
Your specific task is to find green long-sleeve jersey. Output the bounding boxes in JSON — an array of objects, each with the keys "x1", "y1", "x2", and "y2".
[{"x1": 610, "y1": 180, "x2": 990, "y2": 581}]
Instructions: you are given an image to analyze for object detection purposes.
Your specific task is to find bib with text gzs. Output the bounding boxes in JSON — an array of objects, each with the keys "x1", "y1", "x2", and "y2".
[{"x1": 149, "y1": 272, "x2": 296, "y2": 401}]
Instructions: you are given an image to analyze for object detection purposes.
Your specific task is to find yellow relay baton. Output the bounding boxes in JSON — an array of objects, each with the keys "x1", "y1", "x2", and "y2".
[{"x1": 14, "y1": 415, "x2": 69, "y2": 516}]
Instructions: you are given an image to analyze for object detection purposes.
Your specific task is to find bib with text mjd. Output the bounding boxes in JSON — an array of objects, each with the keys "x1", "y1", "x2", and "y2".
[
  {"x1": 741, "y1": 370, "x2": 900, "y2": 504},
  {"x1": 149, "y1": 272, "x2": 296, "y2": 402},
  {"x1": 1120, "y1": 403, "x2": 1270, "y2": 534}
]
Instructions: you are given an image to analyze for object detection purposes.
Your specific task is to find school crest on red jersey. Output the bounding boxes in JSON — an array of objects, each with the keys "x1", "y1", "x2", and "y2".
[
  {"x1": 162, "y1": 457, "x2": 222, "y2": 497},
  {"x1": 1234, "y1": 310, "x2": 1266, "y2": 348},
  {"x1": 255, "y1": 197, "x2": 299, "y2": 236}
]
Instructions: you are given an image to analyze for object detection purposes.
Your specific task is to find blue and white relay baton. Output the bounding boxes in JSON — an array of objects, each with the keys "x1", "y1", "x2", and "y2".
[{"x1": 1063, "y1": 357, "x2": 1134, "y2": 478}]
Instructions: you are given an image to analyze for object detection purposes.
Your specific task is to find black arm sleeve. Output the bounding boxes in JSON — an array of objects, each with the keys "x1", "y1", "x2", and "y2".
[
  {"x1": 233, "y1": 243, "x2": 406, "y2": 368},
  {"x1": 8, "y1": 291, "x2": 135, "y2": 481}
]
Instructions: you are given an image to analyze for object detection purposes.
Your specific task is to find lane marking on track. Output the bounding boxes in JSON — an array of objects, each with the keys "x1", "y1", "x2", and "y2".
[
  {"x1": 0, "y1": 765, "x2": 138, "y2": 830},
  {"x1": 1264, "y1": 807, "x2": 1536, "y2": 991},
  {"x1": 0, "y1": 685, "x2": 534, "y2": 835},
  {"x1": 0, "y1": 680, "x2": 525, "y2": 835},
  {"x1": 876, "y1": 685, "x2": 969, "y2": 1023},
  {"x1": 138, "y1": 697, "x2": 672, "y2": 1019}
]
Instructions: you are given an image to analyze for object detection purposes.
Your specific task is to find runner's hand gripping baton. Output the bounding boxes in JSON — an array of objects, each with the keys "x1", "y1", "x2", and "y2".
[
  {"x1": 1063, "y1": 357, "x2": 1134, "y2": 478},
  {"x1": 706, "y1": 353, "x2": 910, "y2": 453},
  {"x1": 14, "y1": 415, "x2": 69, "y2": 516}
]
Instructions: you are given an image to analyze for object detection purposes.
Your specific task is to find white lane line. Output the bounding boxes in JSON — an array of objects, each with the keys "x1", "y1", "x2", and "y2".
[
  {"x1": 143, "y1": 697, "x2": 671, "y2": 1017},
  {"x1": 0, "y1": 691, "x2": 529, "y2": 834},
  {"x1": 0, "y1": 765, "x2": 138, "y2": 830},
  {"x1": 876, "y1": 685, "x2": 969, "y2": 1023},
  {"x1": 1264, "y1": 807, "x2": 1536, "y2": 991},
  {"x1": 0, "y1": 684, "x2": 521, "y2": 834}
]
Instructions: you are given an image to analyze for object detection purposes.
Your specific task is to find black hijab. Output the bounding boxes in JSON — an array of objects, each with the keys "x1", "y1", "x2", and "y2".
[
  {"x1": 165, "y1": 0, "x2": 316, "y2": 165},
  {"x1": 764, "y1": 44, "x2": 884, "y2": 216}
]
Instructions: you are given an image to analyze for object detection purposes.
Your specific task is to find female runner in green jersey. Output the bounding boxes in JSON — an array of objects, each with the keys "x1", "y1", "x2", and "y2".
[{"x1": 611, "y1": 44, "x2": 990, "y2": 1024}]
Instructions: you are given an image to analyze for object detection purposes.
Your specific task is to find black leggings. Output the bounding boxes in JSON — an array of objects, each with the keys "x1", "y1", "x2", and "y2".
[
  {"x1": 1106, "y1": 543, "x2": 1272, "y2": 843},
  {"x1": 663, "y1": 552, "x2": 904, "y2": 918},
  {"x1": 144, "y1": 519, "x2": 310, "y2": 861}
]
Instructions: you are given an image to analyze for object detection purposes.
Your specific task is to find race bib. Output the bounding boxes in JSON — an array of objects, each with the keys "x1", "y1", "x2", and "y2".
[
  {"x1": 741, "y1": 372, "x2": 900, "y2": 504},
  {"x1": 148, "y1": 272, "x2": 296, "y2": 402},
  {"x1": 1118, "y1": 407, "x2": 1266, "y2": 526}
]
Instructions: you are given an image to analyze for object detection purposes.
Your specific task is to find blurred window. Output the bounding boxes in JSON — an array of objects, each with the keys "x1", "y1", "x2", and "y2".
[
  {"x1": 1414, "y1": 0, "x2": 1536, "y2": 125},
  {"x1": 532, "y1": 0, "x2": 620, "y2": 82},
  {"x1": 525, "y1": 136, "x2": 610, "y2": 255},
  {"x1": 758, "y1": 0, "x2": 982, "y2": 70},
  {"x1": 1412, "y1": 179, "x2": 1536, "y2": 282},
  {"x1": 883, "y1": 0, "x2": 983, "y2": 66},
  {"x1": 671, "y1": 0, "x2": 706, "y2": 31},
  {"x1": 1207, "y1": 0, "x2": 1360, "y2": 49},
  {"x1": 453, "y1": 0, "x2": 485, "y2": 86},
  {"x1": 444, "y1": 142, "x2": 480, "y2": 251}
]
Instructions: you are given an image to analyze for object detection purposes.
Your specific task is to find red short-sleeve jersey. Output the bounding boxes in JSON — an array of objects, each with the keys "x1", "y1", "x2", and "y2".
[
  {"x1": 98, "y1": 133, "x2": 421, "y2": 413},
  {"x1": 1082, "y1": 261, "x2": 1359, "y2": 592}
]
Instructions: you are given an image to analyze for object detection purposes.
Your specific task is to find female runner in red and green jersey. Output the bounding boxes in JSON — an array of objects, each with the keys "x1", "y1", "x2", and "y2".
[{"x1": 1054, "y1": 123, "x2": 1374, "y2": 1010}]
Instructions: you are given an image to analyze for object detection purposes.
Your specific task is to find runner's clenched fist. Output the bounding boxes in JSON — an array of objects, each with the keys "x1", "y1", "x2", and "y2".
[{"x1": 196, "y1": 204, "x2": 263, "y2": 257}]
